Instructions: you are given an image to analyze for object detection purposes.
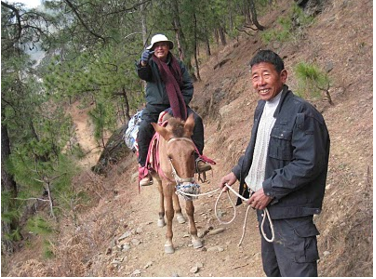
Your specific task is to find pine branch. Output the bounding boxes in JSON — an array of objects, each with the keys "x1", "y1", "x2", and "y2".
[{"x1": 13, "y1": 197, "x2": 49, "y2": 202}]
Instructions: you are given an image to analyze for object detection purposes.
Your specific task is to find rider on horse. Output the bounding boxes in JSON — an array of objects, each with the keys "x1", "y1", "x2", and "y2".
[{"x1": 136, "y1": 34, "x2": 211, "y2": 186}]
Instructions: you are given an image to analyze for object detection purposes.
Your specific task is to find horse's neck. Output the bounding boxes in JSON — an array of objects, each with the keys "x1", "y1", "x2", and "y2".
[{"x1": 156, "y1": 134, "x2": 172, "y2": 177}]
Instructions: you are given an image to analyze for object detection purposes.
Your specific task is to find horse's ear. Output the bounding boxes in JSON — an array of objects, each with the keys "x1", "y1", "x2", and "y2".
[
  {"x1": 184, "y1": 113, "x2": 195, "y2": 136},
  {"x1": 151, "y1": 122, "x2": 170, "y2": 141}
]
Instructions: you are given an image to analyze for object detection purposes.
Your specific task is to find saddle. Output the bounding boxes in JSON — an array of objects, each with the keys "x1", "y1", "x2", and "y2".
[{"x1": 138, "y1": 111, "x2": 172, "y2": 187}]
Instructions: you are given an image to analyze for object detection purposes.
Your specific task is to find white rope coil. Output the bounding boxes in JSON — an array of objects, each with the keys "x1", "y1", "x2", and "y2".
[{"x1": 176, "y1": 183, "x2": 275, "y2": 245}]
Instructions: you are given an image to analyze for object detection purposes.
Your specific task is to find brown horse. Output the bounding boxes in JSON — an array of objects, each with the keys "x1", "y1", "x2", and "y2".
[{"x1": 150, "y1": 114, "x2": 203, "y2": 254}]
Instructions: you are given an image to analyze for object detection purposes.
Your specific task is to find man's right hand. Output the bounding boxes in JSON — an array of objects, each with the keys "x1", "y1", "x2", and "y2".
[
  {"x1": 141, "y1": 49, "x2": 152, "y2": 65},
  {"x1": 218, "y1": 172, "x2": 237, "y2": 192}
]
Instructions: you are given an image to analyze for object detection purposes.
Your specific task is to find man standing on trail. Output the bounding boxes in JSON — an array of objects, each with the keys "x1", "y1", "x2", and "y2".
[
  {"x1": 219, "y1": 50, "x2": 330, "y2": 277},
  {"x1": 136, "y1": 34, "x2": 211, "y2": 186}
]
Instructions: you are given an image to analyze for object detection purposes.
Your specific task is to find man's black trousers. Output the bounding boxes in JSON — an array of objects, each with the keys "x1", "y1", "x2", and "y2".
[{"x1": 257, "y1": 212, "x2": 320, "y2": 277}]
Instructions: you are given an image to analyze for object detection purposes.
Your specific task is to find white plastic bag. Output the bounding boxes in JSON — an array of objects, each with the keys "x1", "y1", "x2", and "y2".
[{"x1": 124, "y1": 110, "x2": 143, "y2": 152}]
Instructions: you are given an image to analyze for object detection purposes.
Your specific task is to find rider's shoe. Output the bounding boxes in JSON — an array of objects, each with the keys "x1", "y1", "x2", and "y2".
[{"x1": 140, "y1": 174, "x2": 153, "y2": 186}]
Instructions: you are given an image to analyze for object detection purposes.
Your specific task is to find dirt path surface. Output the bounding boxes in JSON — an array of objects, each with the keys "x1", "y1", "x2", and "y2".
[
  {"x1": 66, "y1": 101, "x2": 103, "y2": 169},
  {"x1": 98, "y1": 178, "x2": 265, "y2": 277}
]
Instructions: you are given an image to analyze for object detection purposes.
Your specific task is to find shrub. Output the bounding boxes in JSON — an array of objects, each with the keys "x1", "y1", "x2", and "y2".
[{"x1": 294, "y1": 62, "x2": 333, "y2": 105}]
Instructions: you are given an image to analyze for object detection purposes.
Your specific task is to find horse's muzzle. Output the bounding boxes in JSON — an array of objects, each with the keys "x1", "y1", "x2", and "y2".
[{"x1": 176, "y1": 182, "x2": 200, "y2": 200}]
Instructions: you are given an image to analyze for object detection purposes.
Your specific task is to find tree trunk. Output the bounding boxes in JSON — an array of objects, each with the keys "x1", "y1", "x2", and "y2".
[
  {"x1": 193, "y1": 12, "x2": 201, "y2": 81},
  {"x1": 1, "y1": 123, "x2": 18, "y2": 255},
  {"x1": 249, "y1": 0, "x2": 265, "y2": 30},
  {"x1": 205, "y1": 28, "x2": 211, "y2": 56},
  {"x1": 140, "y1": 0, "x2": 148, "y2": 47},
  {"x1": 214, "y1": 28, "x2": 219, "y2": 45},
  {"x1": 122, "y1": 87, "x2": 131, "y2": 121},
  {"x1": 244, "y1": 0, "x2": 252, "y2": 25},
  {"x1": 92, "y1": 124, "x2": 131, "y2": 175},
  {"x1": 228, "y1": 0, "x2": 234, "y2": 30},
  {"x1": 218, "y1": 26, "x2": 227, "y2": 46},
  {"x1": 171, "y1": 0, "x2": 186, "y2": 61}
]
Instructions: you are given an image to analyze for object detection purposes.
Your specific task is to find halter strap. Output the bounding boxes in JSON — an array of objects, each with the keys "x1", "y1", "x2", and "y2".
[{"x1": 167, "y1": 137, "x2": 194, "y2": 144}]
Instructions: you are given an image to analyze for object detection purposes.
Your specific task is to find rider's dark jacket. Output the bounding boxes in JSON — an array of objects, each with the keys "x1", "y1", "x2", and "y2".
[
  {"x1": 232, "y1": 85, "x2": 330, "y2": 220},
  {"x1": 137, "y1": 53, "x2": 193, "y2": 109}
]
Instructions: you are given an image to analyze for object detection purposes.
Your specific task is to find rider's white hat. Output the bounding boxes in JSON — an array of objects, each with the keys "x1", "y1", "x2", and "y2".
[{"x1": 146, "y1": 34, "x2": 174, "y2": 50}]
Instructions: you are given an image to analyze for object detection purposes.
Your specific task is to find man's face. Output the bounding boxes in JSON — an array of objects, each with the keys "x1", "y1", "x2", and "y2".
[
  {"x1": 153, "y1": 42, "x2": 170, "y2": 61},
  {"x1": 251, "y1": 62, "x2": 287, "y2": 101}
]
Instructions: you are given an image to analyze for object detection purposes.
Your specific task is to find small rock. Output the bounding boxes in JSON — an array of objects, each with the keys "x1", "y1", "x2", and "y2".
[
  {"x1": 136, "y1": 227, "x2": 143, "y2": 234},
  {"x1": 144, "y1": 261, "x2": 153, "y2": 269},
  {"x1": 86, "y1": 261, "x2": 93, "y2": 268},
  {"x1": 324, "y1": 61, "x2": 334, "y2": 73},
  {"x1": 190, "y1": 266, "x2": 199, "y2": 274},
  {"x1": 131, "y1": 238, "x2": 142, "y2": 246},
  {"x1": 132, "y1": 269, "x2": 141, "y2": 276},
  {"x1": 323, "y1": 251, "x2": 331, "y2": 257},
  {"x1": 118, "y1": 231, "x2": 132, "y2": 241},
  {"x1": 216, "y1": 209, "x2": 225, "y2": 218},
  {"x1": 207, "y1": 227, "x2": 225, "y2": 235},
  {"x1": 207, "y1": 246, "x2": 224, "y2": 252},
  {"x1": 121, "y1": 243, "x2": 131, "y2": 251},
  {"x1": 171, "y1": 272, "x2": 180, "y2": 277},
  {"x1": 105, "y1": 247, "x2": 112, "y2": 255},
  {"x1": 111, "y1": 260, "x2": 122, "y2": 266}
]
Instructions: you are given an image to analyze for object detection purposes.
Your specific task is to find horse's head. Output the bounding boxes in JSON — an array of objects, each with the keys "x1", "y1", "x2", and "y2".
[{"x1": 151, "y1": 114, "x2": 197, "y2": 184}]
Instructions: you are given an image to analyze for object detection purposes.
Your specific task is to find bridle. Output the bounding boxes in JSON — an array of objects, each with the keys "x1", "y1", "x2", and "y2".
[{"x1": 167, "y1": 137, "x2": 200, "y2": 200}]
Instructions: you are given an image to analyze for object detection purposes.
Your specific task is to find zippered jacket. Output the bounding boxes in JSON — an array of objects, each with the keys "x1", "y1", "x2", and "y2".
[{"x1": 233, "y1": 85, "x2": 330, "y2": 219}]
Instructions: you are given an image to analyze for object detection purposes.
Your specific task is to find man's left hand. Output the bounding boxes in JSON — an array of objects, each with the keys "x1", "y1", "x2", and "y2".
[{"x1": 247, "y1": 188, "x2": 272, "y2": 210}]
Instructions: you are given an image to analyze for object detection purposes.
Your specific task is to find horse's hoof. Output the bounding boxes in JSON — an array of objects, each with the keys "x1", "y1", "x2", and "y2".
[
  {"x1": 192, "y1": 239, "x2": 203, "y2": 249},
  {"x1": 164, "y1": 244, "x2": 175, "y2": 254},
  {"x1": 176, "y1": 213, "x2": 186, "y2": 224},
  {"x1": 157, "y1": 219, "x2": 166, "y2": 227}
]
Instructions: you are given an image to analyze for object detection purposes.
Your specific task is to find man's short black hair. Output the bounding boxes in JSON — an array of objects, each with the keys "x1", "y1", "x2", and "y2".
[{"x1": 250, "y1": 50, "x2": 285, "y2": 73}]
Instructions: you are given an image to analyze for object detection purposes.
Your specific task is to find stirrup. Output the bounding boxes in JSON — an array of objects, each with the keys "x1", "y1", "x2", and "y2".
[{"x1": 195, "y1": 159, "x2": 212, "y2": 173}]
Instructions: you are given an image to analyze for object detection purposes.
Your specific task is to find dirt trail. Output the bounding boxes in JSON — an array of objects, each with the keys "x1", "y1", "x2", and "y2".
[
  {"x1": 100, "y1": 176, "x2": 265, "y2": 277},
  {"x1": 66, "y1": 101, "x2": 102, "y2": 168}
]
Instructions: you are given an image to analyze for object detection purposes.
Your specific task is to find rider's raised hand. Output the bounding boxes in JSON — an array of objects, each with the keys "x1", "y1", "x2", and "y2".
[{"x1": 141, "y1": 49, "x2": 152, "y2": 64}]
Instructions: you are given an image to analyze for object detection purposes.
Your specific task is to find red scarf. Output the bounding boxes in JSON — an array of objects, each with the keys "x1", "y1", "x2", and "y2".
[{"x1": 152, "y1": 54, "x2": 187, "y2": 120}]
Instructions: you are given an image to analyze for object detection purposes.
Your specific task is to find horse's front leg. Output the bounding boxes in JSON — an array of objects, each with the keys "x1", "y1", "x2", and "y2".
[
  {"x1": 172, "y1": 192, "x2": 186, "y2": 224},
  {"x1": 155, "y1": 178, "x2": 166, "y2": 228},
  {"x1": 164, "y1": 190, "x2": 175, "y2": 254},
  {"x1": 185, "y1": 200, "x2": 203, "y2": 249}
]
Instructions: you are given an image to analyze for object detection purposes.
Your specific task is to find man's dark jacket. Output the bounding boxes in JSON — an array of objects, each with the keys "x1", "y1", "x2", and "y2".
[
  {"x1": 233, "y1": 85, "x2": 330, "y2": 219},
  {"x1": 137, "y1": 53, "x2": 193, "y2": 109}
]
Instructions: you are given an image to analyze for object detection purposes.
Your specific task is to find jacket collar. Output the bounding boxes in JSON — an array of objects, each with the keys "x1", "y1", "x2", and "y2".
[{"x1": 273, "y1": 84, "x2": 291, "y2": 118}]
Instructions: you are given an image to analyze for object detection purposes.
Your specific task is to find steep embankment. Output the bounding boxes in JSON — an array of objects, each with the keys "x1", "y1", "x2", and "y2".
[{"x1": 4, "y1": 0, "x2": 372, "y2": 277}]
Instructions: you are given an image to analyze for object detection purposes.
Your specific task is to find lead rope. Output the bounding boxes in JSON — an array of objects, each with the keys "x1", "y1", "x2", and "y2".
[
  {"x1": 217, "y1": 184, "x2": 274, "y2": 245},
  {"x1": 175, "y1": 183, "x2": 275, "y2": 245}
]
